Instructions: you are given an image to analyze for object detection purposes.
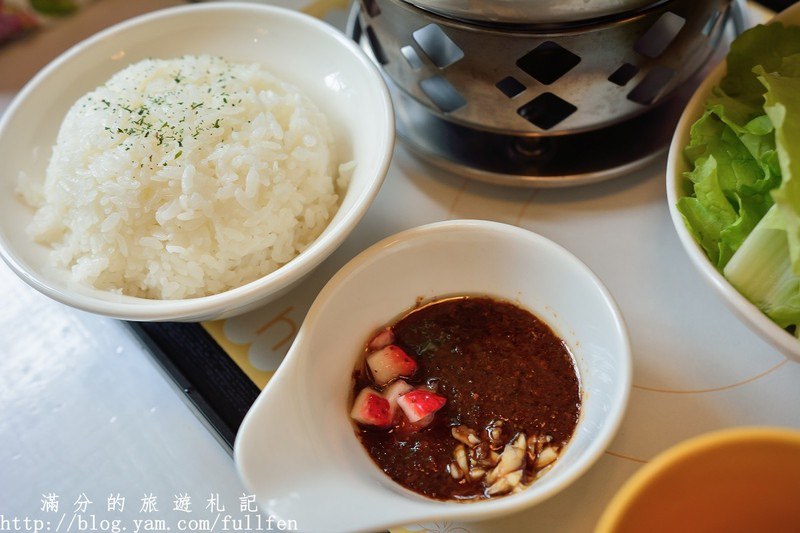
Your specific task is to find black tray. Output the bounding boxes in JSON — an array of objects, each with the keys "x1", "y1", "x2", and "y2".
[{"x1": 129, "y1": 322, "x2": 260, "y2": 450}]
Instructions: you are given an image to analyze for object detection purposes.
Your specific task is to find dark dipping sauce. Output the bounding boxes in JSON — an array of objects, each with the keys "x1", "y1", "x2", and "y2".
[{"x1": 352, "y1": 296, "x2": 581, "y2": 501}]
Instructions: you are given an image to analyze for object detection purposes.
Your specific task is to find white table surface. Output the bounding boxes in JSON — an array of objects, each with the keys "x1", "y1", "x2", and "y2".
[
  {"x1": 0, "y1": 0, "x2": 278, "y2": 523},
  {"x1": 2, "y1": 1, "x2": 799, "y2": 532}
]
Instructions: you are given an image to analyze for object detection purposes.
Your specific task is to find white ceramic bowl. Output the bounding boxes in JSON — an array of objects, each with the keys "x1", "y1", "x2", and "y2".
[
  {"x1": 0, "y1": 2, "x2": 394, "y2": 321},
  {"x1": 234, "y1": 220, "x2": 631, "y2": 533},
  {"x1": 666, "y1": 3, "x2": 800, "y2": 361}
]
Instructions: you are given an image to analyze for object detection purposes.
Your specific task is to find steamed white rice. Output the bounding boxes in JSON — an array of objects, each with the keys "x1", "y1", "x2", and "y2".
[{"x1": 19, "y1": 55, "x2": 349, "y2": 299}]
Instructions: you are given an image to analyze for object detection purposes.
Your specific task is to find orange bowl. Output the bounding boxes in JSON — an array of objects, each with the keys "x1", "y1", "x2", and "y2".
[{"x1": 596, "y1": 427, "x2": 800, "y2": 533}]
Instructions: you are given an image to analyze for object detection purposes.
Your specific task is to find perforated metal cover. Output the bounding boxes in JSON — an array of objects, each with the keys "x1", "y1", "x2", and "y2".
[
  {"x1": 351, "y1": 0, "x2": 743, "y2": 185},
  {"x1": 363, "y1": 0, "x2": 732, "y2": 134},
  {"x1": 402, "y1": 0, "x2": 664, "y2": 25}
]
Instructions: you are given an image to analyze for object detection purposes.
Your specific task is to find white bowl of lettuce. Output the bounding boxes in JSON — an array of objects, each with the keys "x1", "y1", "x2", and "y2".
[{"x1": 667, "y1": 3, "x2": 800, "y2": 362}]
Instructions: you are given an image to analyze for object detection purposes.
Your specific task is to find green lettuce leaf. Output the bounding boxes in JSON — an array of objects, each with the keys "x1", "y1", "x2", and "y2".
[
  {"x1": 679, "y1": 22, "x2": 800, "y2": 331},
  {"x1": 715, "y1": 27, "x2": 800, "y2": 332},
  {"x1": 677, "y1": 23, "x2": 800, "y2": 271},
  {"x1": 759, "y1": 71, "x2": 800, "y2": 273},
  {"x1": 724, "y1": 205, "x2": 800, "y2": 330},
  {"x1": 679, "y1": 109, "x2": 776, "y2": 268},
  {"x1": 720, "y1": 23, "x2": 800, "y2": 107}
]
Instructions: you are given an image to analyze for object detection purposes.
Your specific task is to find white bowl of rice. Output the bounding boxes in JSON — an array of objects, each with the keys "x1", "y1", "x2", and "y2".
[{"x1": 0, "y1": 2, "x2": 394, "y2": 321}]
